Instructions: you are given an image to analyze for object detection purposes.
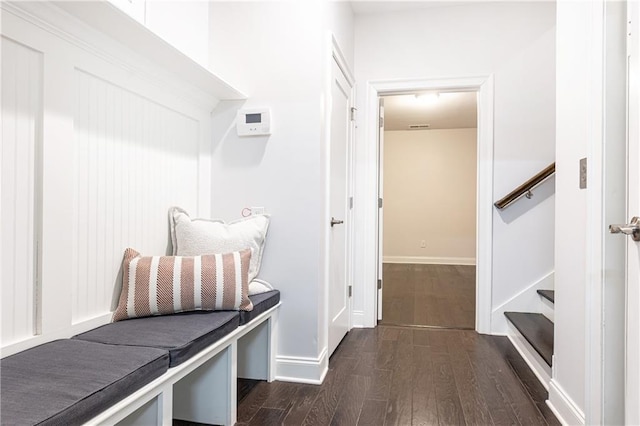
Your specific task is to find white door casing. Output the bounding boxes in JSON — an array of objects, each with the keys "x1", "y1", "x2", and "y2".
[
  {"x1": 584, "y1": 2, "x2": 628, "y2": 423},
  {"x1": 365, "y1": 76, "x2": 494, "y2": 332},
  {"x1": 377, "y1": 98, "x2": 384, "y2": 321},
  {"x1": 625, "y1": 2, "x2": 640, "y2": 423},
  {"x1": 327, "y1": 48, "x2": 353, "y2": 357}
]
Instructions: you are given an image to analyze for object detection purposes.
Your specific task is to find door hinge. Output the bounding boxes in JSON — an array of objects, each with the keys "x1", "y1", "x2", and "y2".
[
  {"x1": 378, "y1": 198, "x2": 383, "y2": 208},
  {"x1": 350, "y1": 107, "x2": 357, "y2": 121},
  {"x1": 349, "y1": 197, "x2": 354, "y2": 209},
  {"x1": 628, "y1": 12, "x2": 635, "y2": 56},
  {"x1": 348, "y1": 285, "x2": 353, "y2": 297},
  {"x1": 580, "y1": 157, "x2": 587, "y2": 189},
  {"x1": 379, "y1": 116, "x2": 384, "y2": 128},
  {"x1": 377, "y1": 279, "x2": 382, "y2": 290}
]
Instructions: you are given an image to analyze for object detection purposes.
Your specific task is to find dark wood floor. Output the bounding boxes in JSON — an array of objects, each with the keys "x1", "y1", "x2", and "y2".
[
  {"x1": 235, "y1": 326, "x2": 559, "y2": 426},
  {"x1": 381, "y1": 264, "x2": 475, "y2": 329}
]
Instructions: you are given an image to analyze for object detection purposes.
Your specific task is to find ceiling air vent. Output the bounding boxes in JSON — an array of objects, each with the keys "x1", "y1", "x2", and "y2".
[{"x1": 408, "y1": 124, "x2": 431, "y2": 130}]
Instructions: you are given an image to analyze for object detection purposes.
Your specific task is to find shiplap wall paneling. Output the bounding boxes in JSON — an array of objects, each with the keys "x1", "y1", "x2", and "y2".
[
  {"x1": 72, "y1": 69, "x2": 200, "y2": 324},
  {"x1": 1, "y1": 37, "x2": 42, "y2": 346}
]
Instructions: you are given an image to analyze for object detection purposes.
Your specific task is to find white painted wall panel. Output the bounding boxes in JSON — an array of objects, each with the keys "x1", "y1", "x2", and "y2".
[
  {"x1": 551, "y1": 0, "x2": 594, "y2": 418},
  {"x1": 1, "y1": 3, "x2": 216, "y2": 356},
  {"x1": 71, "y1": 69, "x2": 200, "y2": 323},
  {"x1": 1, "y1": 37, "x2": 42, "y2": 346}
]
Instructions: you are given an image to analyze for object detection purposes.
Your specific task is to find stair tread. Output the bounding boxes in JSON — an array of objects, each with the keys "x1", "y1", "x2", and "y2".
[
  {"x1": 537, "y1": 289, "x2": 555, "y2": 303},
  {"x1": 504, "y1": 312, "x2": 554, "y2": 367}
]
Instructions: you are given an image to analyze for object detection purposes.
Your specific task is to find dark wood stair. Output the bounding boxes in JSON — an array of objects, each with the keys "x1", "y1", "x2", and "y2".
[
  {"x1": 537, "y1": 289, "x2": 555, "y2": 303},
  {"x1": 504, "y1": 312, "x2": 554, "y2": 367}
]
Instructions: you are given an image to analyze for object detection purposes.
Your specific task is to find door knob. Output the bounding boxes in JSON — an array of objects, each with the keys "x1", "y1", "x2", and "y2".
[
  {"x1": 331, "y1": 217, "x2": 344, "y2": 227},
  {"x1": 609, "y1": 216, "x2": 640, "y2": 242}
]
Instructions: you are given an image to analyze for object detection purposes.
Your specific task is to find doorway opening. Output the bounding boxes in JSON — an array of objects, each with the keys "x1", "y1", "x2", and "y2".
[
  {"x1": 378, "y1": 91, "x2": 478, "y2": 329},
  {"x1": 364, "y1": 75, "x2": 494, "y2": 333}
]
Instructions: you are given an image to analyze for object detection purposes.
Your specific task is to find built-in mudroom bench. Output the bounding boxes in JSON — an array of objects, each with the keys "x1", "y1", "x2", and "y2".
[{"x1": 1, "y1": 291, "x2": 280, "y2": 425}]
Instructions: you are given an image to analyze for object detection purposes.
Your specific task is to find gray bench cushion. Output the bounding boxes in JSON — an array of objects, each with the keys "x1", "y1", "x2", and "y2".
[
  {"x1": 74, "y1": 310, "x2": 240, "y2": 367},
  {"x1": 1, "y1": 339, "x2": 169, "y2": 426},
  {"x1": 240, "y1": 290, "x2": 280, "y2": 325}
]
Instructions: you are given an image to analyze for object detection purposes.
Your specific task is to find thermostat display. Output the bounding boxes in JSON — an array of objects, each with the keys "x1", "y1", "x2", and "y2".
[
  {"x1": 237, "y1": 108, "x2": 271, "y2": 136},
  {"x1": 245, "y1": 113, "x2": 261, "y2": 124}
]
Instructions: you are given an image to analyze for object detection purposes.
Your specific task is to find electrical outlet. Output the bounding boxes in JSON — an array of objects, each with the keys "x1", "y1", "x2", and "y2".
[
  {"x1": 420, "y1": 240, "x2": 426, "y2": 248},
  {"x1": 251, "y1": 207, "x2": 265, "y2": 216}
]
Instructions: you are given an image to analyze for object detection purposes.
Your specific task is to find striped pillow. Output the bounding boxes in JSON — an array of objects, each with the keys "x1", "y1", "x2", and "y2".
[{"x1": 112, "y1": 248, "x2": 253, "y2": 322}]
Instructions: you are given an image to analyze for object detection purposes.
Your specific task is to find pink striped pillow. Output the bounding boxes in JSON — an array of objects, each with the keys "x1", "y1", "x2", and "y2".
[{"x1": 113, "y1": 248, "x2": 253, "y2": 322}]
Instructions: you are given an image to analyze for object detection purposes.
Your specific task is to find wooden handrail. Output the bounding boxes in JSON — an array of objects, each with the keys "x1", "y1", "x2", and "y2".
[{"x1": 494, "y1": 163, "x2": 555, "y2": 210}]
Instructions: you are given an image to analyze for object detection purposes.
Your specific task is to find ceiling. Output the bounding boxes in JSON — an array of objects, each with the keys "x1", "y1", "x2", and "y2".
[
  {"x1": 383, "y1": 91, "x2": 478, "y2": 131},
  {"x1": 350, "y1": 1, "x2": 475, "y2": 16}
]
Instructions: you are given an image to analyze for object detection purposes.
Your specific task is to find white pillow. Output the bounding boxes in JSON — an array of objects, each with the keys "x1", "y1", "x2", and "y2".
[
  {"x1": 169, "y1": 207, "x2": 270, "y2": 282},
  {"x1": 249, "y1": 278, "x2": 274, "y2": 295}
]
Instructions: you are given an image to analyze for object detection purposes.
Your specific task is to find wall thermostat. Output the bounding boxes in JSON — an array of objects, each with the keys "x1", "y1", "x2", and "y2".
[{"x1": 237, "y1": 108, "x2": 271, "y2": 136}]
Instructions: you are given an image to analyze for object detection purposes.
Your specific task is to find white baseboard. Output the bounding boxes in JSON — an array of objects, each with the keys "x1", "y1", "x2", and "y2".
[
  {"x1": 491, "y1": 271, "x2": 554, "y2": 335},
  {"x1": 382, "y1": 256, "x2": 476, "y2": 266},
  {"x1": 275, "y1": 348, "x2": 328, "y2": 385},
  {"x1": 547, "y1": 379, "x2": 586, "y2": 425}
]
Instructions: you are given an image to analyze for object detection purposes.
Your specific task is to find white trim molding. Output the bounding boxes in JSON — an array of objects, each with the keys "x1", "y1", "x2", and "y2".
[
  {"x1": 275, "y1": 347, "x2": 329, "y2": 385},
  {"x1": 360, "y1": 75, "x2": 494, "y2": 333},
  {"x1": 2, "y1": 1, "x2": 246, "y2": 107},
  {"x1": 548, "y1": 379, "x2": 586, "y2": 426},
  {"x1": 491, "y1": 271, "x2": 554, "y2": 335},
  {"x1": 1, "y1": 313, "x2": 112, "y2": 358},
  {"x1": 383, "y1": 256, "x2": 476, "y2": 266}
]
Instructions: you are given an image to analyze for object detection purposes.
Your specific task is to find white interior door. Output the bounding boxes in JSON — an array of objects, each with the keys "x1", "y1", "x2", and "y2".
[
  {"x1": 377, "y1": 99, "x2": 384, "y2": 321},
  {"x1": 328, "y1": 58, "x2": 352, "y2": 356},
  {"x1": 625, "y1": 2, "x2": 640, "y2": 423}
]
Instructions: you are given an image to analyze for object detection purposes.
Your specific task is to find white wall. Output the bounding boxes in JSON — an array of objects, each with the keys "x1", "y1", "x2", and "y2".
[
  {"x1": 208, "y1": 1, "x2": 353, "y2": 382},
  {"x1": 145, "y1": 1, "x2": 210, "y2": 68},
  {"x1": 549, "y1": 1, "x2": 598, "y2": 422},
  {"x1": 383, "y1": 129, "x2": 477, "y2": 264},
  {"x1": 105, "y1": 0, "x2": 210, "y2": 68},
  {"x1": 353, "y1": 2, "x2": 556, "y2": 331}
]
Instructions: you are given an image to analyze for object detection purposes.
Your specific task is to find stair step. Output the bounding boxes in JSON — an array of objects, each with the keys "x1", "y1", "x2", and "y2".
[
  {"x1": 504, "y1": 312, "x2": 554, "y2": 367},
  {"x1": 537, "y1": 289, "x2": 555, "y2": 303}
]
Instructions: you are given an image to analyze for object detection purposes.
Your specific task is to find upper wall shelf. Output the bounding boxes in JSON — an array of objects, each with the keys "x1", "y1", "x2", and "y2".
[
  {"x1": 4, "y1": 1, "x2": 246, "y2": 105},
  {"x1": 55, "y1": 1, "x2": 246, "y2": 102}
]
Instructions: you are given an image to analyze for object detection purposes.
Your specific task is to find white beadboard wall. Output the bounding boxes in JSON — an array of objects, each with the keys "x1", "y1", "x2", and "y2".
[
  {"x1": 1, "y1": 37, "x2": 42, "y2": 346},
  {"x1": 71, "y1": 70, "x2": 200, "y2": 324},
  {"x1": 1, "y1": 3, "x2": 221, "y2": 354}
]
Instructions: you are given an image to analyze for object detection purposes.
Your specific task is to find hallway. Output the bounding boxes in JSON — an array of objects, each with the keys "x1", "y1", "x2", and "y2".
[
  {"x1": 381, "y1": 264, "x2": 476, "y2": 329},
  {"x1": 234, "y1": 326, "x2": 559, "y2": 425}
]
